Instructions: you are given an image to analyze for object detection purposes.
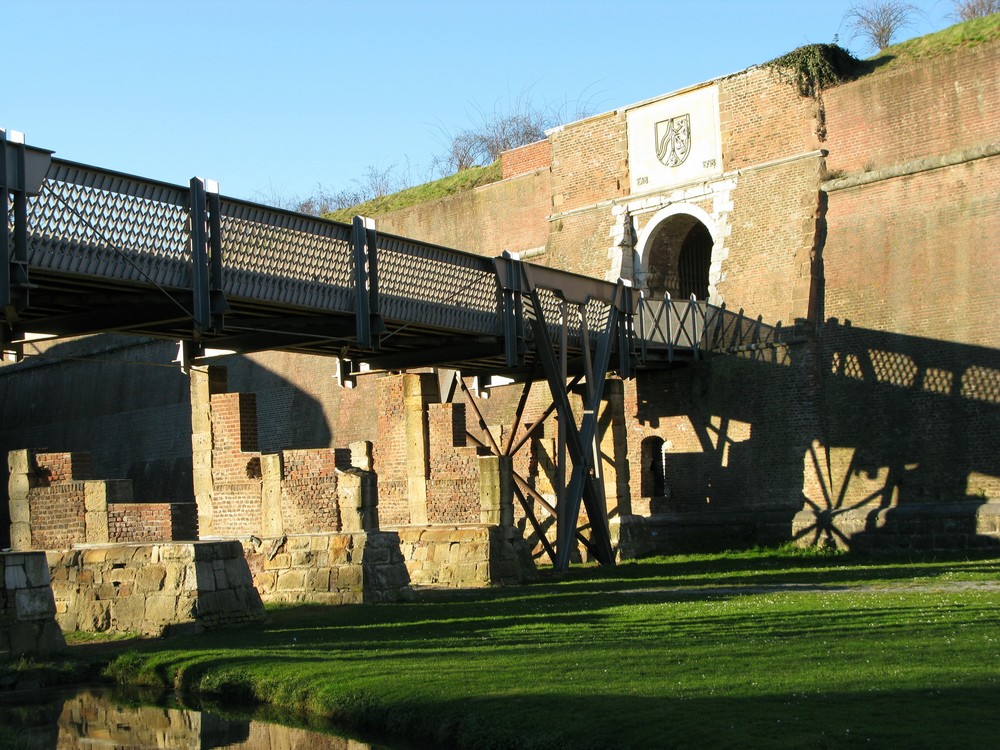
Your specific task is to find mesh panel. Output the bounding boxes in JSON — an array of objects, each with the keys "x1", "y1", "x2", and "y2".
[
  {"x1": 377, "y1": 235, "x2": 499, "y2": 334},
  {"x1": 219, "y1": 200, "x2": 355, "y2": 311},
  {"x1": 26, "y1": 166, "x2": 190, "y2": 288}
]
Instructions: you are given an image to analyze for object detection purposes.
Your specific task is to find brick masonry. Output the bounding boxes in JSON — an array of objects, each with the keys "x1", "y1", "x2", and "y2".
[{"x1": 3, "y1": 38, "x2": 996, "y2": 558}]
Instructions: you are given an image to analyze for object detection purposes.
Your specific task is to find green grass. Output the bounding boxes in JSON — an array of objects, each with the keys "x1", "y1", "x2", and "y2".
[
  {"x1": 866, "y1": 13, "x2": 1000, "y2": 73},
  {"x1": 87, "y1": 549, "x2": 1000, "y2": 749},
  {"x1": 326, "y1": 160, "x2": 502, "y2": 223}
]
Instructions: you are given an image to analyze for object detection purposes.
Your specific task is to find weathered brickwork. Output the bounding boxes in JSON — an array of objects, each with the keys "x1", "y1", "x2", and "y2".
[
  {"x1": 107, "y1": 503, "x2": 197, "y2": 543},
  {"x1": 718, "y1": 68, "x2": 820, "y2": 169},
  {"x1": 502, "y1": 139, "x2": 552, "y2": 179},
  {"x1": 9, "y1": 450, "x2": 198, "y2": 550},
  {"x1": 3, "y1": 35, "x2": 996, "y2": 558},
  {"x1": 823, "y1": 158, "x2": 999, "y2": 347},
  {"x1": 822, "y1": 38, "x2": 999, "y2": 173},
  {"x1": 378, "y1": 171, "x2": 553, "y2": 258},
  {"x1": 47, "y1": 541, "x2": 265, "y2": 635},
  {"x1": 426, "y1": 402, "x2": 481, "y2": 524}
]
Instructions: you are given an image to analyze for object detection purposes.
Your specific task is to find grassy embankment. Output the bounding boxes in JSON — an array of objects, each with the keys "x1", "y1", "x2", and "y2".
[{"x1": 8, "y1": 548, "x2": 992, "y2": 749}]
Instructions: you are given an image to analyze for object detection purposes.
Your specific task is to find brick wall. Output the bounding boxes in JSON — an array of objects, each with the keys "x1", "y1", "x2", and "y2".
[
  {"x1": 426, "y1": 402, "x2": 480, "y2": 524},
  {"x1": 502, "y1": 139, "x2": 552, "y2": 179},
  {"x1": 718, "y1": 66, "x2": 820, "y2": 169},
  {"x1": 279, "y1": 449, "x2": 340, "y2": 533},
  {"x1": 210, "y1": 392, "x2": 263, "y2": 537},
  {"x1": 373, "y1": 375, "x2": 411, "y2": 525},
  {"x1": 107, "y1": 503, "x2": 198, "y2": 543},
  {"x1": 377, "y1": 171, "x2": 552, "y2": 258},
  {"x1": 550, "y1": 111, "x2": 628, "y2": 214},
  {"x1": 24, "y1": 453, "x2": 89, "y2": 551},
  {"x1": 823, "y1": 39, "x2": 1000, "y2": 174}
]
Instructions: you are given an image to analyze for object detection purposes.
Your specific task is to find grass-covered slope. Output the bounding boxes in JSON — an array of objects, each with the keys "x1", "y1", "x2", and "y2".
[
  {"x1": 90, "y1": 549, "x2": 1000, "y2": 750},
  {"x1": 326, "y1": 160, "x2": 502, "y2": 223}
]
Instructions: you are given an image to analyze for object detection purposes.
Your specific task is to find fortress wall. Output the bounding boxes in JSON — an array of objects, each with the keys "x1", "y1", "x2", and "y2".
[
  {"x1": 377, "y1": 169, "x2": 552, "y2": 257},
  {"x1": 718, "y1": 67, "x2": 820, "y2": 170},
  {"x1": 823, "y1": 38, "x2": 1000, "y2": 173},
  {"x1": 502, "y1": 138, "x2": 552, "y2": 179},
  {"x1": 713, "y1": 157, "x2": 825, "y2": 325}
]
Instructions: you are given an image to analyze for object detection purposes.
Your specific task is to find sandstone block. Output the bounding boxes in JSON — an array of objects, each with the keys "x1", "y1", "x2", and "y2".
[
  {"x1": 16, "y1": 588, "x2": 56, "y2": 620},
  {"x1": 276, "y1": 569, "x2": 305, "y2": 591}
]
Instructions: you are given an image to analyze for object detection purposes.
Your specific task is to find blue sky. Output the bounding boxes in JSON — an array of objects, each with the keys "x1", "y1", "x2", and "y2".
[{"x1": 6, "y1": 0, "x2": 953, "y2": 202}]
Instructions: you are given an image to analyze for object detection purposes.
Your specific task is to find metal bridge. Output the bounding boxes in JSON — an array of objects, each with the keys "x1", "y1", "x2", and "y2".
[{"x1": 1, "y1": 130, "x2": 790, "y2": 570}]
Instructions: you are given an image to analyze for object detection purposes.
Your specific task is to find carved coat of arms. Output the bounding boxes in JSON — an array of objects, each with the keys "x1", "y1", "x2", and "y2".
[{"x1": 655, "y1": 114, "x2": 691, "y2": 167}]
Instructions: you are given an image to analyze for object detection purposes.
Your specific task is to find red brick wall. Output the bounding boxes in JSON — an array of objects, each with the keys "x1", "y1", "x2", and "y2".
[
  {"x1": 550, "y1": 111, "x2": 628, "y2": 214},
  {"x1": 279, "y1": 449, "x2": 340, "y2": 533},
  {"x1": 107, "y1": 503, "x2": 197, "y2": 543},
  {"x1": 721, "y1": 158, "x2": 825, "y2": 324},
  {"x1": 426, "y1": 403, "x2": 480, "y2": 523},
  {"x1": 823, "y1": 39, "x2": 1000, "y2": 173},
  {"x1": 28, "y1": 484, "x2": 86, "y2": 550},
  {"x1": 719, "y1": 67, "x2": 820, "y2": 169},
  {"x1": 823, "y1": 157, "x2": 999, "y2": 346},
  {"x1": 502, "y1": 139, "x2": 552, "y2": 179},
  {"x1": 210, "y1": 392, "x2": 263, "y2": 537},
  {"x1": 373, "y1": 375, "x2": 411, "y2": 525},
  {"x1": 377, "y1": 171, "x2": 552, "y2": 258},
  {"x1": 33, "y1": 452, "x2": 91, "y2": 484}
]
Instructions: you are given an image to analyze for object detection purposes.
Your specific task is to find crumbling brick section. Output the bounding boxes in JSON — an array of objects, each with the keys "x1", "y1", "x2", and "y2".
[
  {"x1": 279, "y1": 449, "x2": 340, "y2": 533},
  {"x1": 210, "y1": 392, "x2": 264, "y2": 537},
  {"x1": 8, "y1": 450, "x2": 198, "y2": 550},
  {"x1": 502, "y1": 139, "x2": 551, "y2": 179},
  {"x1": 107, "y1": 503, "x2": 198, "y2": 543},
  {"x1": 426, "y1": 402, "x2": 480, "y2": 524}
]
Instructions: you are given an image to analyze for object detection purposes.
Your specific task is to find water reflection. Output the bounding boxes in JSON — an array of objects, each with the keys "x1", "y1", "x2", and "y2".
[{"x1": 0, "y1": 688, "x2": 388, "y2": 749}]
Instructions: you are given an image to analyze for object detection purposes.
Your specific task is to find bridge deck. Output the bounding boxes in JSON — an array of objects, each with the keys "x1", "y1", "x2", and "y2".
[{"x1": 2, "y1": 142, "x2": 789, "y2": 380}]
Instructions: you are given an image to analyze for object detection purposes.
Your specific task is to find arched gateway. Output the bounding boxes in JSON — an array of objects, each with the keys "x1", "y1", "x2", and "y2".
[{"x1": 635, "y1": 205, "x2": 718, "y2": 302}]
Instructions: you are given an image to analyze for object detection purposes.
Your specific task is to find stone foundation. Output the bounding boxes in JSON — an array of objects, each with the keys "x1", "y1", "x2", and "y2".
[
  {"x1": 47, "y1": 541, "x2": 266, "y2": 635},
  {"x1": 793, "y1": 501, "x2": 1000, "y2": 553},
  {"x1": 397, "y1": 524, "x2": 536, "y2": 587},
  {"x1": 243, "y1": 532, "x2": 411, "y2": 605},
  {"x1": 0, "y1": 551, "x2": 65, "y2": 661}
]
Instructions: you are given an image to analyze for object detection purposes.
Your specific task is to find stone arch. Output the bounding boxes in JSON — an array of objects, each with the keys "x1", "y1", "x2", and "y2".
[{"x1": 635, "y1": 204, "x2": 719, "y2": 302}]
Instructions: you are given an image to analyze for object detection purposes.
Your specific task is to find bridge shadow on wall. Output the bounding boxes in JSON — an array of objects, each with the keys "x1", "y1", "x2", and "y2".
[
  {"x1": 635, "y1": 318, "x2": 1000, "y2": 552},
  {"x1": 0, "y1": 336, "x2": 336, "y2": 548}
]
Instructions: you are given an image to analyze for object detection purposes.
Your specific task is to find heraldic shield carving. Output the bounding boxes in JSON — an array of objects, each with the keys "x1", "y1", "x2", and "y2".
[{"x1": 654, "y1": 114, "x2": 691, "y2": 167}]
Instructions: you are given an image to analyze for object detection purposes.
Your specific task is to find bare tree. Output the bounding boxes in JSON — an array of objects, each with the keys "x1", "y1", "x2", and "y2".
[
  {"x1": 433, "y1": 89, "x2": 599, "y2": 175},
  {"x1": 842, "y1": 1, "x2": 921, "y2": 51},
  {"x1": 951, "y1": 0, "x2": 1000, "y2": 20}
]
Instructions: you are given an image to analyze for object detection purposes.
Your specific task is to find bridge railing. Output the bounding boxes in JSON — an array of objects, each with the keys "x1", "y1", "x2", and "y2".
[
  {"x1": 637, "y1": 295, "x2": 787, "y2": 362},
  {"x1": 26, "y1": 160, "x2": 193, "y2": 289},
  {"x1": 375, "y1": 231, "x2": 500, "y2": 335}
]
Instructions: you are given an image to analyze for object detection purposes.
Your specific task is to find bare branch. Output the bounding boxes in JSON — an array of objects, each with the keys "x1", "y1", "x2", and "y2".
[{"x1": 842, "y1": 1, "x2": 921, "y2": 51}]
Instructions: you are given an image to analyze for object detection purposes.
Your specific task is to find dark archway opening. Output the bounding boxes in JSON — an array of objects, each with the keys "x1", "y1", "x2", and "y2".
[{"x1": 644, "y1": 215, "x2": 713, "y2": 300}]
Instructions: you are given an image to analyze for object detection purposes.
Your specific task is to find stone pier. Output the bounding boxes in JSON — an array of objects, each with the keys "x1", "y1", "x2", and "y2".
[{"x1": 1, "y1": 550, "x2": 65, "y2": 661}]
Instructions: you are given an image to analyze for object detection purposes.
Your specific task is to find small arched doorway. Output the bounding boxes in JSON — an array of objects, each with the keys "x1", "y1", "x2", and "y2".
[{"x1": 637, "y1": 207, "x2": 716, "y2": 301}]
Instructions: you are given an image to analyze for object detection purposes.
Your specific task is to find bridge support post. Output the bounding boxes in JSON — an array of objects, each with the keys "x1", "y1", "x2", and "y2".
[{"x1": 1, "y1": 130, "x2": 51, "y2": 359}]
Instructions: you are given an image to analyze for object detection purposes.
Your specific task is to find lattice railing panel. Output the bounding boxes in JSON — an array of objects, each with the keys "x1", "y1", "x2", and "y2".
[
  {"x1": 219, "y1": 200, "x2": 355, "y2": 311},
  {"x1": 377, "y1": 234, "x2": 500, "y2": 334},
  {"x1": 26, "y1": 163, "x2": 191, "y2": 288}
]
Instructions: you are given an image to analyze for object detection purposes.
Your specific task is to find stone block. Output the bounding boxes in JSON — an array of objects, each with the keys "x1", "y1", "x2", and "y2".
[
  {"x1": 263, "y1": 553, "x2": 291, "y2": 571},
  {"x1": 144, "y1": 595, "x2": 181, "y2": 625},
  {"x1": 138, "y1": 565, "x2": 167, "y2": 592},
  {"x1": 195, "y1": 561, "x2": 217, "y2": 591},
  {"x1": 337, "y1": 565, "x2": 362, "y2": 590},
  {"x1": 159, "y1": 545, "x2": 195, "y2": 562},
  {"x1": 112, "y1": 594, "x2": 146, "y2": 627},
  {"x1": 4, "y1": 564, "x2": 28, "y2": 589},
  {"x1": 276, "y1": 569, "x2": 305, "y2": 591},
  {"x1": 10, "y1": 522, "x2": 31, "y2": 550},
  {"x1": 16, "y1": 588, "x2": 56, "y2": 620}
]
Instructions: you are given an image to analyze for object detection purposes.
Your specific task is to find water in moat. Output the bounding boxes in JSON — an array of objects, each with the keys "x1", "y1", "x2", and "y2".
[{"x1": 0, "y1": 686, "x2": 410, "y2": 749}]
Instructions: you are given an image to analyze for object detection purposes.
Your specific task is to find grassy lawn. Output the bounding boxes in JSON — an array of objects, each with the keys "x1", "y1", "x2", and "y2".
[{"x1": 72, "y1": 548, "x2": 1000, "y2": 749}]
